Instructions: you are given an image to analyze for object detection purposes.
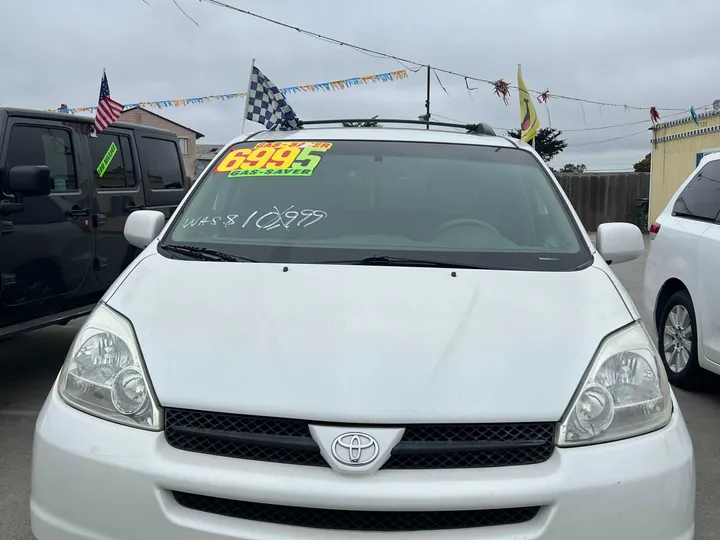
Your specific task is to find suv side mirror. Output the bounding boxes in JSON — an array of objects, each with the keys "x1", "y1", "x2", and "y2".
[
  {"x1": 8, "y1": 166, "x2": 51, "y2": 197},
  {"x1": 596, "y1": 222, "x2": 644, "y2": 265},
  {"x1": 124, "y1": 210, "x2": 166, "y2": 248}
]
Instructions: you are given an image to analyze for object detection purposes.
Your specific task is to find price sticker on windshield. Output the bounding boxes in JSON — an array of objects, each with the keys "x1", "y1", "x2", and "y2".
[{"x1": 214, "y1": 142, "x2": 332, "y2": 178}]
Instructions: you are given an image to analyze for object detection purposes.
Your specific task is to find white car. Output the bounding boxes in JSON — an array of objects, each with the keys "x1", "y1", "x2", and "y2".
[
  {"x1": 31, "y1": 120, "x2": 694, "y2": 540},
  {"x1": 645, "y1": 151, "x2": 720, "y2": 388}
]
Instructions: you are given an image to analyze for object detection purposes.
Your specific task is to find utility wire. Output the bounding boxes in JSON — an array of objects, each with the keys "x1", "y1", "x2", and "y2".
[
  {"x1": 568, "y1": 129, "x2": 649, "y2": 148},
  {"x1": 436, "y1": 102, "x2": 711, "y2": 132},
  {"x1": 431, "y1": 112, "x2": 646, "y2": 149},
  {"x1": 566, "y1": 103, "x2": 713, "y2": 146},
  {"x1": 563, "y1": 103, "x2": 713, "y2": 132},
  {"x1": 202, "y1": 0, "x2": 689, "y2": 112},
  {"x1": 172, "y1": 0, "x2": 199, "y2": 25},
  {"x1": 563, "y1": 118, "x2": 657, "y2": 132}
]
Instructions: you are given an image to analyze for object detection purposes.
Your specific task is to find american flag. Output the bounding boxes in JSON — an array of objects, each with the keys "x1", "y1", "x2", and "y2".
[{"x1": 94, "y1": 71, "x2": 124, "y2": 133}]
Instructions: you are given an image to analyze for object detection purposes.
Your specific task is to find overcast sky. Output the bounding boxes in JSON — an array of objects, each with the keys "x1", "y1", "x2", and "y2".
[{"x1": 2, "y1": 0, "x2": 718, "y2": 170}]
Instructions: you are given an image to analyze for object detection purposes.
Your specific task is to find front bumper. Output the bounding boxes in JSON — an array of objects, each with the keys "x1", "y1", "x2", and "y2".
[{"x1": 32, "y1": 386, "x2": 695, "y2": 540}]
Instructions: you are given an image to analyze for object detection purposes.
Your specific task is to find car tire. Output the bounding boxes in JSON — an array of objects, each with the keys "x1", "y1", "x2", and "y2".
[{"x1": 658, "y1": 290, "x2": 702, "y2": 389}]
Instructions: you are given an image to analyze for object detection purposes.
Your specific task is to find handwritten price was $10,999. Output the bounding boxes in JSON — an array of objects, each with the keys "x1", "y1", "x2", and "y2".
[{"x1": 182, "y1": 206, "x2": 328, "y2": 231}]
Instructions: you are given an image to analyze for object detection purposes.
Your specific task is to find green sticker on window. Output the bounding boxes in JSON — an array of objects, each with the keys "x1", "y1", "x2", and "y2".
[{"x1": 96, "y1": 142, "x2": 118, "y2": 178}]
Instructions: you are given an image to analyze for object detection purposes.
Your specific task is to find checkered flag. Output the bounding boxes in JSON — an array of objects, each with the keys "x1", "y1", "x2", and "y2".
[{"x1": 245, "y1": 66, "x2": 299, "y2": 130}]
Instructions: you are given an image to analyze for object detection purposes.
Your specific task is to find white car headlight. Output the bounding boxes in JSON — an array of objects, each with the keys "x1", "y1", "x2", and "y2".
[
  {"x1": 557, "y1": 322, "x2": 672, "y2": 447},
  {"x1": 58, "y1": 302, "x2": 161, "y2": 430}
]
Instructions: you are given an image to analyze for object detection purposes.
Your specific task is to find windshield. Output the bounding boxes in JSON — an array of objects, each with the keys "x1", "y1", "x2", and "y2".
[{"x1": 163, "y1": 139, "x2": 590, "y2": 270}]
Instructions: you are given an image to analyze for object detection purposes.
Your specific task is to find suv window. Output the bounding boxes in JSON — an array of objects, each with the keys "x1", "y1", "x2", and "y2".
[
  {"x1": 6, "y1": 125, "x2": 77, "y2": 192},
  {"x1": 164, "y1": 140, "x2": 589, "y2": 271},
  {"x1": 673, "y1": 160, "x2": 720, "y2": 221},
  {"x1": 138, "y1": 137, "x2": 184, "y2": 190},
  {"x1": 89, "y1": 133, "x2": 137, "y2": 189}
]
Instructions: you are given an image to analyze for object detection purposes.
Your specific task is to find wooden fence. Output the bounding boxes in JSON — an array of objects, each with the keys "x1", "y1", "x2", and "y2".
[{"x1": 554, "y1": 172, "x2": 650, "y2": 232}]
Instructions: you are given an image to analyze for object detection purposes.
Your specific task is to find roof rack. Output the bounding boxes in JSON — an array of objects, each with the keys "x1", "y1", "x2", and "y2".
[{"x1": 296, "y1": 118, "x2": 496, "y2": 136}]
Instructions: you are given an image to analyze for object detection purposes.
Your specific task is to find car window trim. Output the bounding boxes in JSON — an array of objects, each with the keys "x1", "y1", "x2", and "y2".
[
  {"x1": 139, "y1": 135, "x2": 186, "y2": 192},
  {"x1": 158, "y1": 139, "x2": 594, "y2": 273},
  {"x1": 160, "y1": 138, "x2": 591, "y2": 258},
  {"x1": 672, "y1": 211, "x2": 717, "y2": 223},
  {"x1": 88, "y1": 131, "x2": 140, "y2": 194},
  {"x1": 672, "y1": 163, "x2": 720, "y2": 223},
  {"x1": 91, "y1": 132, "x2": 140, "y2": 192},
  {"x1": 6, "y1": 122, "x2": 82, "y2": 195}
]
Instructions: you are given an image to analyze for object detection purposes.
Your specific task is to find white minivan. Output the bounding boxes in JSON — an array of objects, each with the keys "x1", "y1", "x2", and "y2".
[
  {"x1": 31, "y1": 121, "x2": 695, "y2": 540},
  {"x1": 645, "y1": 151, "x2": 720, "y2": 388}
]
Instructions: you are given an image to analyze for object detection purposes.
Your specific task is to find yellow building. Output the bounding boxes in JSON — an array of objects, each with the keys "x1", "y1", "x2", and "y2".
[{"x1": 649, "y1": 110, "x2": 720, "y2": 222}]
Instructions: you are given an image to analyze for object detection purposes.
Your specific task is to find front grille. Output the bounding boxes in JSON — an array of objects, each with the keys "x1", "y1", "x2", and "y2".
[
  {"x1": 172, "y1": 492, "x2": 540, "y2": 531},
  {"x1": 165, "y1": 408, "x2": 555, "y2": 469},
  {"x1": 388, "y1": 422, "x2": 555, "y2": 469},
  {"x1": 165, "y1": 408, "x2": 326, "y2": 466}
]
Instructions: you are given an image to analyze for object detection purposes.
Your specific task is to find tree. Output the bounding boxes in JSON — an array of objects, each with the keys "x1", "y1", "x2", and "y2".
[
  {"x1": 560, "y1": 163, "x2": 587, "y2": 173},
  {"x1": 634, "y1": 153, "x2": 651, "y2": 172},
  {"x1": 506, "y1": 127, "x2": 568, "y2": 163},
  {"x1": 343, "y1": 115, "x2": 382, "y2": 128}
]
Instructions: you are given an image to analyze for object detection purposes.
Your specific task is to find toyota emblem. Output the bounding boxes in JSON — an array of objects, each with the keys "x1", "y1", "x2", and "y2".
[{"x1": 331, "y1": 432, "x2": 380, "y2": 466}]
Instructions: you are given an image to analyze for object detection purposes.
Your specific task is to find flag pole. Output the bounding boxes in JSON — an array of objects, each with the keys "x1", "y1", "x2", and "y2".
[
  {"x1": 241, "y1": 58, "x2": 256, "y2": 134},
  {"x1": 425, "y1": 65, "x2": 431, "y2": 130}
]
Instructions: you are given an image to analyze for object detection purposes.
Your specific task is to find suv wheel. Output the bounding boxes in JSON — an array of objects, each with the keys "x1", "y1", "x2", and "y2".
[{"x1": 658, "y1": 290, "x2": 702, "y2": 389}]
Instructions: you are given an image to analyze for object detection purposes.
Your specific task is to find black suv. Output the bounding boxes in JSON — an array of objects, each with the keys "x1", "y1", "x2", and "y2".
[{"x1": 0, "y1": 108, "x2": 189, "y2": 338}]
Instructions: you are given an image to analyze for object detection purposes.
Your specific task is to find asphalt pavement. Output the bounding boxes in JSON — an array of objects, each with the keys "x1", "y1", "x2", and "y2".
[{"x1": 1, "y1": 244, "x2": 719, "y2": 539}]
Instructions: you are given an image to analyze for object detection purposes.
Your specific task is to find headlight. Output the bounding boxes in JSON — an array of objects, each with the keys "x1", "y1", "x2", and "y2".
[
  {"x1": 557, "y1": 322, "x2": 672, "y2": 447},
  {"x1": 58, "y1": 302, "x2": 161, "y2": 430}
]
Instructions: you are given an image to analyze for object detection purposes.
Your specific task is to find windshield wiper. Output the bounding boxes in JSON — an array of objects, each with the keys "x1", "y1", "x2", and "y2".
[
  {"x1": 317, "y1": 255, "x2": 483, "y2": 269},
  {"x1": 161, "y1": 244, "x2": 256, "y2": 262}
]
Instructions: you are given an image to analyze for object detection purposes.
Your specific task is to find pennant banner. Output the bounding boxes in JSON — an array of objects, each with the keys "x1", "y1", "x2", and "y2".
[{"x1": 48, "y1": 70, "x2": 409, "y2": 115}]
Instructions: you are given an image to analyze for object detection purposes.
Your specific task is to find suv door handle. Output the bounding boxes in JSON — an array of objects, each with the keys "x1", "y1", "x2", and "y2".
[
  {"x1": 126, "y1": 203, "x2": 145, "y2": 212},
  {"x1": 65, "y1": 207, "x2": 92, "y2": 218}
]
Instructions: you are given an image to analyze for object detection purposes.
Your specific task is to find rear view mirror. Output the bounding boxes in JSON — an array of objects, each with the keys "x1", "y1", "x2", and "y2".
[
  {"x1": 596, "y1": 222, "x2": 644, "y2": 265},
  {"x1": 124, "y1": 210, "x2": 166, "y2": 249},
  {"x1": 8, "y1": 165, "x2": 51, "y2": 197}
]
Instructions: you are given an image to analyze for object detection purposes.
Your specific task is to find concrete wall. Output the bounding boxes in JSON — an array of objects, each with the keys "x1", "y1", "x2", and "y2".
[
  {"x1": 119, "y1": 108, "x2": 199, "y2": 182},
  {"x1": 650, "y1": 111, "x2": 720, "y2": 222}
]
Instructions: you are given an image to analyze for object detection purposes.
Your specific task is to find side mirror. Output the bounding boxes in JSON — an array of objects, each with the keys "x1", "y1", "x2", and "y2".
[
  {"x1": 8, "y1": 166, "x2": 51, "y2": 197},
  {"x1": 596, "y1": 222, "x2": 644, "y2": 265},
  {"x1": 124, "y1": 210, "x2": 166, "y2": 249}
]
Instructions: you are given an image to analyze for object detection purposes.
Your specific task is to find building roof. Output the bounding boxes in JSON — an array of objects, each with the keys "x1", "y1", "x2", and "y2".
[
  {"x1": 196, "y1": 143, "x2": 224, "y2": 160},
  {"x1": 121, "y1": 106, "x2": 204, "y2": 139},
  {"x1": 654, "y1": 109, "x2": 719, "y2": 130}
]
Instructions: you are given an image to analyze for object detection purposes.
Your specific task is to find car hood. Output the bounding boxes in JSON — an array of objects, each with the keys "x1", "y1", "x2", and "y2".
[{"x1": 107, "y1": 253, "x2": 633, "y2": 423}]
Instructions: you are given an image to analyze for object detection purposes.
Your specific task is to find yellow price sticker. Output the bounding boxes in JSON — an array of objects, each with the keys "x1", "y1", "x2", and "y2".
[{"x1": 214, "y1": 142, "x2": 332, "y2": 177}]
